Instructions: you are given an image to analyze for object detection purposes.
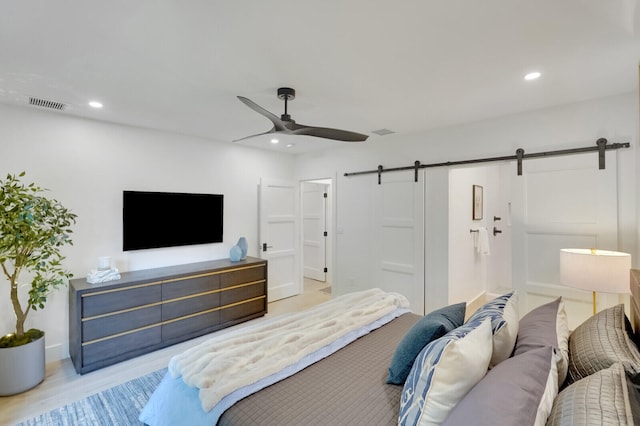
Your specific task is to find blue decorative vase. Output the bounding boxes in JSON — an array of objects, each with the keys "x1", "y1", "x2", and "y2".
[
  {"x1": 237, "y1": 237, "x2": 248, "y2": 260},
  {"x1": 229, "y1": 245, "x2": 242, "y2": 262}
]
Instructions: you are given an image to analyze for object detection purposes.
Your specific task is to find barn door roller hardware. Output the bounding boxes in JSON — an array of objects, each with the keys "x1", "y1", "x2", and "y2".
[{"x1": 344, "y1": 138, "x2": 629, "y2": 184}]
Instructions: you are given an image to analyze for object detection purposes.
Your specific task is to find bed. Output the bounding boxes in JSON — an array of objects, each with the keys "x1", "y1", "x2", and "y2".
[{"x1": 140, "y1": 277, "x2": 640, "y2": 425}]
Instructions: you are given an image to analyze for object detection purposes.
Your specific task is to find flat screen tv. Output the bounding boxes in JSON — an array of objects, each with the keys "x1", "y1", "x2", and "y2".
[{"x1": 123, "y1": 190, "x2": 223, "y2": 251}]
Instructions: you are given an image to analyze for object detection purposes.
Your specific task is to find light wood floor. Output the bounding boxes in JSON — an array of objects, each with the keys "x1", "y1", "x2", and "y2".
[{"x1": 1, "y1": 279, "x2": 331, "y2": 426}]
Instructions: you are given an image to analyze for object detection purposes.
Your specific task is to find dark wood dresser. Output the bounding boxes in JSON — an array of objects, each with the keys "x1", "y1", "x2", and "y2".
[{"x1": 69, "y1": 257, "x2": 267, "y2": 374}]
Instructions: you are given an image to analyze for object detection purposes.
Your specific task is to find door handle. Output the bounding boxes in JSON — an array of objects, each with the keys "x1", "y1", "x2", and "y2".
[{"x1": 262, "y1": 243, "x2": 273, "y2": 252}]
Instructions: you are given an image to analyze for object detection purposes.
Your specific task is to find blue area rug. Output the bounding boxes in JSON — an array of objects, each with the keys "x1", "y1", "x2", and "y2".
[{"x1": 16, "y1": 368, "x2": 166, "y2": 426}]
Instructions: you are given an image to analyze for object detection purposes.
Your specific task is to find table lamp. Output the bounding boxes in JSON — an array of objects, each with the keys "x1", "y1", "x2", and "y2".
[{"x1": 560, "y1": 248, "x2": 631, "y2": 315}]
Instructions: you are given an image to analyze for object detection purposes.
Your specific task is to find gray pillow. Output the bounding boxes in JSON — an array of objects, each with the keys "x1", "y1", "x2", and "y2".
[
  {"x1": 567, "y1": 304, "x2": 640, "y2": 385},
  {"x1": 386, "y1": 302, "x2": 466, "y2": 384},
  {"x1": 514, "y1": 298, "x2": 569, "y2": 384},
  {"x1": 442, "y1": 346, "x2": 557, "y2": 426},
  {"x1": 547, "y1": 362, "x2": 640, "y2": 426}
]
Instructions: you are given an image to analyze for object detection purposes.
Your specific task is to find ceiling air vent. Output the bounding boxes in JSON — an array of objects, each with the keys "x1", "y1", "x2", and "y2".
[
  {"x1": 29, "y1": 97, "x2": 66, "y2": 111},
  {"x1": 372, "y1": 128, "x2": 395, "y2": 136}
]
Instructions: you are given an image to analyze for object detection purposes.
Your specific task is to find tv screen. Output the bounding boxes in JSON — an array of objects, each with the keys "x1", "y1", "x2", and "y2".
[{"x1": 123, "y1": 190, "x2": 223, "y2": 251}]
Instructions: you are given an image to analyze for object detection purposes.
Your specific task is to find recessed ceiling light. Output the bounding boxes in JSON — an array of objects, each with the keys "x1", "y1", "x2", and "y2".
[
  {"x1": 286, "y1": 143, "x2": 294, "y2": 148},
  {"x1": 524, "y1": 71, "x2": 541, "y2": 81},
  {"x1": 88, "y1": 101, "x2": 103, "y2": 108},
  {"x1": 270, "y1": 138, "x2": 279, "y2": 144}
]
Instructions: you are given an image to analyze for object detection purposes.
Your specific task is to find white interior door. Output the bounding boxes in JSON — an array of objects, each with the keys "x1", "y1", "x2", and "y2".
[
  {"x1": 259, "y1": 178, "x2": 301, "y2": 301},
  {"x1": 373, "y1": 171, "x2": 426, "y2": 314},
  {"x1": 302, "y1": 182, "x2": 327, "y2": 282},
  {"x1": 511, "y1": 152, "x2": 619, "y2": 328}
]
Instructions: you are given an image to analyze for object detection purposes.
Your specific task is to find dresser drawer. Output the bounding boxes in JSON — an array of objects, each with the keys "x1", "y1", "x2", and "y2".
[
  {"x1": 162, "y1": 311, "x2": 220, "y2": 342},
  {"x1": 162, "y1": 274, "x2": 220, "y2": 300},
  {"x1": 220, "y1": 282, "x2": 266, "y2": 306},
  {"x1": 82, "y1": 326, "x2": 161, "y2": 367},
  {"x1": 82, "y1": 305, "x2": 161, "y2": 342},
  {"x1": 220, "y1": 298, "x2": 266, "y2": 324},
  {"x1": 220, "y1": 265, "x2": 265, "y2": 288},
  {"x1": 82, "y1": 284, "x2": 161, "y2": 317},
  {"x1": 162, "y1": 293, "x2": 220, "y2": 321}
]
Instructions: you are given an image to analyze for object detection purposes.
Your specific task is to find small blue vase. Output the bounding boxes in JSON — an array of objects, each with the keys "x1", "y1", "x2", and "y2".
[
  {"x1": 237, "y1": 237, "x2": 248, "y2": 260},
  {"x1": 229, "y1": 245, "x2": 242, "y2": 262}
]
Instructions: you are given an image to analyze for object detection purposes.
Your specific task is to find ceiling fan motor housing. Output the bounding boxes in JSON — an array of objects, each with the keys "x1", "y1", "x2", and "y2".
[
  {"x1": 277, "y1": 87, "x2": 295, "y2": 121},
  {"x1": 277, "y1": 87, "x2": 295, "y2": 100}
]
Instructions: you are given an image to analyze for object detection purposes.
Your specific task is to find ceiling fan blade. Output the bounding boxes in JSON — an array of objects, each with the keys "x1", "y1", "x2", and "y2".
[
  {"x1": 237, "y1": 89, "x2": 368, "y2": 143},
  {"x1": 232, "y1": 127, "x2": 277, "y2": 142},
  {"x1": 237, "y1": 96, "x2": 288, "y2": 131},
  {"x1": 291, "y1": 125, "x2": 369, "y2": 142}
]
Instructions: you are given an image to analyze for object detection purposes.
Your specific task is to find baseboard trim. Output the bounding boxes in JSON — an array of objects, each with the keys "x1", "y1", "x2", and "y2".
[{"x1": 45, "y1": 342, "x2": 68, "y2": 364}]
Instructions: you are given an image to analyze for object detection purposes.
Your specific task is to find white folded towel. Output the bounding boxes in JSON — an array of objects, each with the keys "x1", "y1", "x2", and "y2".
[{"x1": 87, "y1": 268, "x2": 121, "y2": 284}]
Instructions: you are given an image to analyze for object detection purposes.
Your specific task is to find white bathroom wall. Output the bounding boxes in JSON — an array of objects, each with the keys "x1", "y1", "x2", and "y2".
[{"x1": 448, "y1": 163, "x2": 512, "y2": 305}]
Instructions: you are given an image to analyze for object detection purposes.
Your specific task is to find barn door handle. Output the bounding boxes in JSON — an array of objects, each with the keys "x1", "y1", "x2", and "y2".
[{"x1": 262, "y1": 243, "x2": 273, "y2": 252}]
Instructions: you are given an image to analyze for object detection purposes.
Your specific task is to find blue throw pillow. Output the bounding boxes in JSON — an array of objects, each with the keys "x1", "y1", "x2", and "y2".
[{"x1": 386, "y1": 302, "x2": 466, "y2": 385}]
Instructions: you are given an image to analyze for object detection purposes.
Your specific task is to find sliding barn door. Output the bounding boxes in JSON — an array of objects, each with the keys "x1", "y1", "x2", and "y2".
[
  {"x1": 511, "y1": 152, "x2": 619, "y2": 328},
  {"x1": 373, "y1": 171, "x2": 426, "y2": 314}
]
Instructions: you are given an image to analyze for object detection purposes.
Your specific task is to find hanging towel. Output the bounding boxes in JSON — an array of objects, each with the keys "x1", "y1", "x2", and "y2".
[{"x1": 477, "y1": 227, "x2": 491, "y2": 255}]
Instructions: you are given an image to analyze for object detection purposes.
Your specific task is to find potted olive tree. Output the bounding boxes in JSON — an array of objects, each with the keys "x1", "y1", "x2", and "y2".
[{"x1": 0, "y1": 172, "x2": 76, "y2": 395}]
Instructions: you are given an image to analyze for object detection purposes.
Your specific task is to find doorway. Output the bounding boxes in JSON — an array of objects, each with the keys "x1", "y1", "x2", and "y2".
[
  {"x1": 302, "y1": 178, "x2": 333, "y2": 290},
  {"x1": 448, "y1": 163, "x2": 512, "y2": 306}
]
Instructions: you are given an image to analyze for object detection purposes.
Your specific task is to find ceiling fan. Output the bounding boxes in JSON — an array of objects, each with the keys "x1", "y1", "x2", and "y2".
[{"x1": 234, "y1": 87, "x2": 369, "y2": 142}]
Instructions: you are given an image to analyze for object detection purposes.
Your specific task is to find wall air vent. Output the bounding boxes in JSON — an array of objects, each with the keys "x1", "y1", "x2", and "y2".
[{"x1": 29, "y1": 97, "x2": 66, "y2": 111}]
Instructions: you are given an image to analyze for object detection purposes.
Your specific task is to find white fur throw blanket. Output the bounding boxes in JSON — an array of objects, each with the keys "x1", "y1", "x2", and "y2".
[{"x1": 169, "y1": 288, "x2": 410, "y2": 412}]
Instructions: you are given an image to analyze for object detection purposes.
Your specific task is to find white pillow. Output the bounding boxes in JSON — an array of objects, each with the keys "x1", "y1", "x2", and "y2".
[
  {"x1": 466, "y1": 291, "x2": 519, "y2": 367},
  {"x1": 398, "y1": 318, "x2": 493, "y2": 425}
]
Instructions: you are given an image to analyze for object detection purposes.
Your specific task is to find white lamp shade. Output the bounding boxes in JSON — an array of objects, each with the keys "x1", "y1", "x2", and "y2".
[{"x1": 560, "y1": 248, "x2": 631, "y2": 294}]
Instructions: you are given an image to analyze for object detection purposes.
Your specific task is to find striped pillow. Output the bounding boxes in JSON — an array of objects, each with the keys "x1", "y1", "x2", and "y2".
[
  {"x1": 548, "y1": 363, "x2": 640, "y2": 425},
  {"x1": 466, "y1": 291, "x2": 519, "y2": 367},
  {"x1": 566, "y1": 304, "x2": 640, "y2": 385},
  {"x1": 398, "y1": 318, "x2": 493, "y2": 425}
]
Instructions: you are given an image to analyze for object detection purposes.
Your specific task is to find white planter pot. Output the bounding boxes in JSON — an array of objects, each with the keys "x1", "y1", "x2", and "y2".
[{"x1": 0, "y1": 334, "x2": 45, "y2": 396}]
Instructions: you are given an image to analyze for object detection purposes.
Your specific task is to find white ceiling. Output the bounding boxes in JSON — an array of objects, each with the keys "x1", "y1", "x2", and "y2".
[{"x1": 1, "y1": 1, "x2": 640, "y2": 154}]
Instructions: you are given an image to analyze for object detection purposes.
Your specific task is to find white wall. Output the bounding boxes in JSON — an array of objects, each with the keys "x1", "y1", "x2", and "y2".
[
  {"x1": 0, "y1": 104, "x2": 296, "y2": 362},
  {"x1": 295, "y1": 92, "x2": 637, "y2": 311},
  {"x1": 1, "y1": 91, "x2": 637, "y2": 363}
]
